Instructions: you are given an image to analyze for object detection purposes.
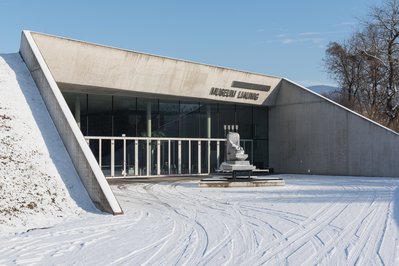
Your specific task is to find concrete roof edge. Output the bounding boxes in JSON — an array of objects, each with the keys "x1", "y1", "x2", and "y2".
[
  {"x1": 282, "y1": 77, "x2": 399, "y2": 137},
  {"x1": 26, "y1": 30, "x2": 283, "y2": 81}
]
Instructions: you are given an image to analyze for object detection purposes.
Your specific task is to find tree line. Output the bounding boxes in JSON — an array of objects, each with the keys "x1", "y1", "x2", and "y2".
[{"x1": 324, "y1": 0, "x2": 399, "y2": 131}]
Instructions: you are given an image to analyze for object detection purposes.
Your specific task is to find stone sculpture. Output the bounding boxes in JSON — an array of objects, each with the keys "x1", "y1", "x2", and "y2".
[
  {"x1": 226, "y1": 132, "x2": 248, "y2": 161},
  {"x1": 219, "y1": 132, "x2": 255, "y2": 172}
]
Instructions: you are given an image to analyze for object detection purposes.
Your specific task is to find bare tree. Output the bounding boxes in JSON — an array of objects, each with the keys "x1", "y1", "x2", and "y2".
[
  {"x1": 356, "y1": 25, "x2": 386, "y2": 120},
  {"x1": 324, "y1": 39, "x2": 363, "y2": 109},
  {"x1": 324, "y1": 0, "x2": 399, "y2": 129},
  {"x1": 368, "y1": 0, "x2": 399, "y2": 126}
]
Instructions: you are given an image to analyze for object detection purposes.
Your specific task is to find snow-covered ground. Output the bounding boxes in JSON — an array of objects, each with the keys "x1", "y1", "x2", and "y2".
[
  {"x1": 0, "y1": 53, "x2": 96, "y2": 233},
  {"x1": 1, "y1": 175, "x2": 398, "y2": 265}
]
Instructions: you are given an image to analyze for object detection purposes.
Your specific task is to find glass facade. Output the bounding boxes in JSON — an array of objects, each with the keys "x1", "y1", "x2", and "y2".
[{"x1": 63, "y1": 92, "x2": 270, "y2": 174}]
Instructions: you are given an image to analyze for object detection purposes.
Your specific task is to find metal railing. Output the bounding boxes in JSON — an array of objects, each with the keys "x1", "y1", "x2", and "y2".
[{"x1": 84, "y1": 136, "x2": 253, "y2": 178}]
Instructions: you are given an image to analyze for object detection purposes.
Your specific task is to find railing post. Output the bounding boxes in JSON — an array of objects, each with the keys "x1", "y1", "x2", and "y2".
[
  {"x1": 198, "y1": 141, "x2": 201, "y2": 174},
  {"x1": 111, "y1": 139, "x2": 115, "y2": 177},
  {"x1": 157, "y1": 140, "x2": 161, "y2": 175},
  {"x1": 99, "y1": 139, "x2": 102, "y2": 169},
  {"x1": 168, "y1": 140, "x2": 171, "y2": 175},
  {"x1": 123, "y1": 138, "x2": 126, "y2": 177},
  {"x1": 178, "y1": 140, "x2": 181, "y2": 175},
  {"x1": 188, "y1": 140, "x2": 191, "y2": 175},
  {"x1": 146, "y1": 139, "x2": 150, "y2": 176},
  {"x1": 208, "y1": 140, "x2": 210, "y2": 174},
  {"x1": 216, "y1": 141, "x2": 220, "y2": 167},
  {"x1": 134, "y1": 140, "x2": 138, "y2": 176}
]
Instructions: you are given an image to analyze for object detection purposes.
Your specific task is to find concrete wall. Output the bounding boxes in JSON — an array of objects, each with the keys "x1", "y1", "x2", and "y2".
[
  {"x1": 19, "y1": 31, "x2": 123, "y2": 214},
  {"x1": 29, "y1": 32, "x2": 282, "y2": 106},
  {"x1": 269, "y1": 79, "x2": 399, "y2": 177}
]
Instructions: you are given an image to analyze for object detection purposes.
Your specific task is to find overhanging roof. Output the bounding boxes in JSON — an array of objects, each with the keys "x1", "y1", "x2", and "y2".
[{"x1": 29, "y1": 31, "x2": 283, "y2": 105}]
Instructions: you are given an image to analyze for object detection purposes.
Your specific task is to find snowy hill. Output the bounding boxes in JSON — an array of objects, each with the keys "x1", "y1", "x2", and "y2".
[{"x1": 0, "y1": 53, "x2": 96, "y2": 233}]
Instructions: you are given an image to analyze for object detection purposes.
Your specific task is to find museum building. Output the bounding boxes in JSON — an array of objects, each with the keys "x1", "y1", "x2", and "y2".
[{"x1": 19, "y1": 31, "x2": 399, "y2": 214}]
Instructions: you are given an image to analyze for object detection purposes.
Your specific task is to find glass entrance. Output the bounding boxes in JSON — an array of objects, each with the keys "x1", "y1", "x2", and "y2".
[{"x1": 63, "y1": 92, "x2": 268, "y2": 177}]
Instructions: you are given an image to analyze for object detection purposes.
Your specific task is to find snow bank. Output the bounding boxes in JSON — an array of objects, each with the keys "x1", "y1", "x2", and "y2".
[{"x1": 0, "y1": 53, "x2": 96, "y2": 233}]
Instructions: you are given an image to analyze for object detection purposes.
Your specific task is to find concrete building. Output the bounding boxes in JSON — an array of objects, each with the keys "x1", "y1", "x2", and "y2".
[{"x1": 19, "y1": 31, "x2": 399, "y2": 213}]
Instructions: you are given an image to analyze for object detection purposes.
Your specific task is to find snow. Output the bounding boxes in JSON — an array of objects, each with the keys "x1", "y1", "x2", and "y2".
[
  {"x1": 1, "y1": 175, "x2": 398, "y2": 265},
  {"x1": 0, "y1": 53, "x2": 97, "y2": 233}
]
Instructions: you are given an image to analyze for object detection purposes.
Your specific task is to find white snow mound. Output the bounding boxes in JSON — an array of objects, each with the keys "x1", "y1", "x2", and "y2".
[{"x1": 0, "y1": 53, "x2": 96, "y2": 233}]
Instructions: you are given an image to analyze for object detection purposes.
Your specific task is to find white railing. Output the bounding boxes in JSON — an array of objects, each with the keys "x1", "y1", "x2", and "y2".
[{"x1": 84, "y1": 136, "x2": 253, "y2": 178}]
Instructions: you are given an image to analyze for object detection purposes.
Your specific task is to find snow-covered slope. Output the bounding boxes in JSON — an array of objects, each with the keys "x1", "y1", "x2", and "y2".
[{"x1": 0, "y1": 53, "x2": 97, "y2": 233}]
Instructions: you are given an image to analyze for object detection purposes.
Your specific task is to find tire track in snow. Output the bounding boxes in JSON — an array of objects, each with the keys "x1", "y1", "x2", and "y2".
[
  {"x1": 347, "y1": 189, "x2": 391, "y2": 265},
  {"x1": 303, "y1": 186, "x2": 388, "y2": 264},
  {"x1": 159, "y1": 183, "x2": 238, "y2": 264},
  {"x1": 247, "y1": 185, "x2": 359, "y2": 265},
  {"x1": 310, "y1": 197, "x2": 376, "y2": 263},
  {"x1": 169, "y1": 183, "x2": 285, "y2": 265},
  {"x1": 140, "y1": 184, "x2": 211, "y2": 265},
  {"x1": 163, "y1": 182, "x2": 374, "y2": 265},
  {"x1": 168, "y1": 182, "x2": 341, "y2": 265},
  {"x1": 157, "y1": 183, "x2": 269, "y2": 265}
]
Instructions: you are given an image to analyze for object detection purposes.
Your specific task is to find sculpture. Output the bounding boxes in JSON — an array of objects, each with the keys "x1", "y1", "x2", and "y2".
[
  {"x1": 219, "y1": 132, "x2": 255, "y2": 173},
  {"x1": 226, "y1": 132, "x2": 248, "y2": 161},
  {"x1": 202, "y1": 129, "x2": 281, "y2": 185}
]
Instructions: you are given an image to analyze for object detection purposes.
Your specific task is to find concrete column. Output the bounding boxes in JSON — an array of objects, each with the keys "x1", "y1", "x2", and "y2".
[
  {"x1": 206, "y1": 105, "x2": 211, "y2": 138},
  {"x1": 146, "y1": 101, "x2": 151, "y2": 175},
  {"x1": 147, "y1": 102, "x2": 151, "y2": 137},
  {"x1": 206, "y1": 105, "x2": 211, "y2": 174},
  {"x1": 74, "y1": 95, "x2": 81, "y2": 128}
]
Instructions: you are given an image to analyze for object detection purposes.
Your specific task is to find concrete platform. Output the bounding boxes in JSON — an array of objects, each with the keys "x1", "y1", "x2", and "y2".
[{"x1": 199, "y1": 177, "x2": 285, "y2": 188}]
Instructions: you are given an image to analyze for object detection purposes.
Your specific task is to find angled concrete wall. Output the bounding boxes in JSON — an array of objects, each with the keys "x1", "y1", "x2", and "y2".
[
  {"x1": 269, "y1": 79, "x2": 399, "y2": 177},
  {"x1": 19, "y1": 31, "x2": 123, "y2": 214}
]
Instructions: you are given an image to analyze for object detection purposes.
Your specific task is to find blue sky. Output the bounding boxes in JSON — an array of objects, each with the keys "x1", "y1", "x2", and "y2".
[{"x1": 0, "y1": 0, "x2": 382, "y2": 86}]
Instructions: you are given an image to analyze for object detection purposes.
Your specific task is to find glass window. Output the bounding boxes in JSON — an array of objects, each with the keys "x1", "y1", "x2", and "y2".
[
  {"x1": 136, "y1": 98, "x2": 157, "y2": 137},
  {"x1": 253, "y1": 140, "x2": 268, "y2": 168},
  {"x1": 236, "y1": 104, "x2": 253, "y2": 139},
  {"x1": 210, "y1": 104, "x2": 219, "y2": 138},
  {"x1": 253, "y1": 106, "x2": 268, "y2": 139},
  {"x1": 218, "y1": 103, "x2": 235, "y2": 138},
  {"x1": 158, "y1": 100, "x2": 179, "y2": 137},
  {"x1": 113, "y1": 96, "x2": 137, "y2": 136},
  {"x1": 87, "y1": 94, "x2": 112, "y2": 136},
  {"x1": 199, "y1": 103, "x2": 207, "y2": 138},
  {"x1": 179, "y1": 101, "x2": 200, "y2": 138},
  {"x1": 151, "y1": 100, "x2": 160, "y2": 136}
]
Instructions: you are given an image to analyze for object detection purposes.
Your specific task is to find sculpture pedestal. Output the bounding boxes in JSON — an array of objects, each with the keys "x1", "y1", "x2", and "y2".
[
  {"x1": 199, "y1": 177, "x2": 285, "y2": 188},
  {"x1": 219, "y1": 161, "x2": 256, "y2": 172}
]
